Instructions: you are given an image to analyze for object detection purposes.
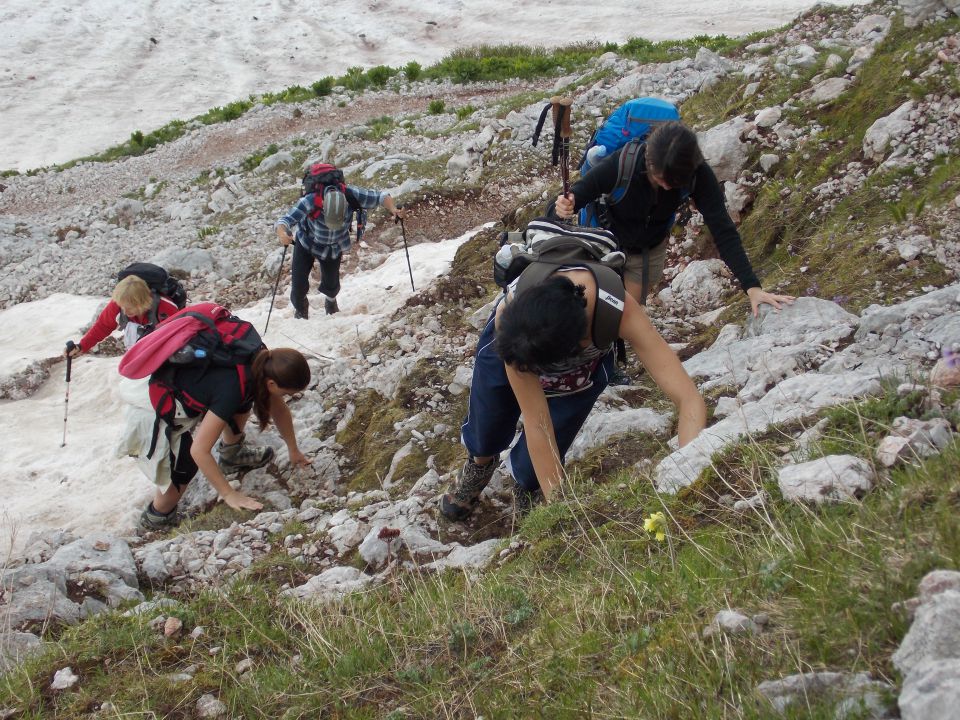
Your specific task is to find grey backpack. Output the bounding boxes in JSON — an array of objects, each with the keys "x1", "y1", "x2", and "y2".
[{"x1": 493, "y1": 218, "x2": 626, "y2": 349}]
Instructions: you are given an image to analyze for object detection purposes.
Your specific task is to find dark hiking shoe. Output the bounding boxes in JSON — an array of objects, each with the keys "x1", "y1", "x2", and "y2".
[
  {"x1": 324, "y1": 298, "x2": 339, "y2": 315},
  {"x1": 513, "y1": 485, "x2": 544, "y2": 519},
  {"x1": 440, "y1": 458, "x2": 497, "y2": 521},
  {"x1": 139, "y1": 503, "x2": 181, "y2": 531},
  {"x1": 218, "y1": 434, "x2": 275, "y2": 473},
  {"x1": 608, "y1": 365, "x2": 632, "y2": 386},
  {"x1": 294, "y1": 307, "x2": 309, "y2": 320}
]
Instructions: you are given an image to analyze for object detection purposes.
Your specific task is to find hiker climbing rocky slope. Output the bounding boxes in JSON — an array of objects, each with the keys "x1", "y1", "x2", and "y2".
[{"x1": 2, "y1": 1, "x2": 960, "y2": 717}]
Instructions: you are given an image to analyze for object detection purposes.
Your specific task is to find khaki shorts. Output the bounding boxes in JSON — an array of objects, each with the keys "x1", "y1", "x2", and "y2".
[{"x1": 623, "y1": 241, "x2": 668, "y2": 301}]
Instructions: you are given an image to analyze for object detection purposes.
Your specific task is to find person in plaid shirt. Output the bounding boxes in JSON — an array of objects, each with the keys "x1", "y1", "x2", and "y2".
[{"x1": 276, "y1": 183, "x2": 405, "y2": 316}]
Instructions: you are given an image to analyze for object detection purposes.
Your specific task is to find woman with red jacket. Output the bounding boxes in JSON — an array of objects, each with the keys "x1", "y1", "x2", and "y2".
[{"x1": 66, "y1": 275, "x2": 179, "y2": 356}]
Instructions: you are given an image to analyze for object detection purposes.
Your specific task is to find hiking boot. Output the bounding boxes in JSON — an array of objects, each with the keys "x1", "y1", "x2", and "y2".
[
  {"x1": 139, "y1": 503, "x2": 181, "y2": 531},
  {"x1": 440, "y1": 458, "x2": 497, "y2": 521},
  {"x1": 294, "y1": 307, "x2": 309, "y2": 320},
  {"x1": 608, "y1": 365, "x2": 632, "y2": 386},
  {"x1": 218, "y1": 434, "x2": 275, "y2": 473},
  {"x1": 513, "y1": 485, "x2": 544, "y2": 519},
  {"x1": 324, "y1": 298, "x2": 339, "y2": 315}
]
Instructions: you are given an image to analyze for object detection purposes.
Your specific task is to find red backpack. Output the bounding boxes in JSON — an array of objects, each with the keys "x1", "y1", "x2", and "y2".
[
  {"x1": 118, "y1": 303, "x2": 265, "y2": 458},
  {"x1": 301, "y1": 163, "x2": 362, "y2": 220}
]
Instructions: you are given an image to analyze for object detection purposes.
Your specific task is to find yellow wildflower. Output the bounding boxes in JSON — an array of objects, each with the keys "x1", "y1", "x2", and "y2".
[{"x1": 643, "y1": 511, "x2": 667, "y2": 542}]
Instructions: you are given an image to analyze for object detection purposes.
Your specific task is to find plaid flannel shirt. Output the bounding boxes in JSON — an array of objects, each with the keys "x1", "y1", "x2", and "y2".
[{"x1": 276, "y1": 185, "x2": 387, "y2": 260}]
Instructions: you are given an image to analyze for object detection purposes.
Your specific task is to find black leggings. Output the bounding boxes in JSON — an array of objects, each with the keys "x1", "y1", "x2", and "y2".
[{"x1": 170, "y1": 431, "x2": 198, "y2": 490}]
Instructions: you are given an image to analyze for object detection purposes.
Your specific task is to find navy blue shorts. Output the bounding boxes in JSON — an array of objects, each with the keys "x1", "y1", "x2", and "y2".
[{"x1": 460, "y1": 311, "x2": 615, "y2": 492}]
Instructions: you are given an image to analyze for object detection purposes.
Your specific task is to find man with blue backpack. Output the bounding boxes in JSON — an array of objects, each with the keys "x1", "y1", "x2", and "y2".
[
  {"x1": 553, "y1": 98, "x2": 792, "y2": 316},
  {"x1": 276, "y1": 163, "x2": 405, "y2": 318}
]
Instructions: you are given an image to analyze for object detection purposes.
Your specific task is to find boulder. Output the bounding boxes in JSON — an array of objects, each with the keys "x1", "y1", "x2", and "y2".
[
  {"x1": 809, "y1": 77, "x2": 852, "y2": 104},
  {"x1": 754, "y1": 107, "x2": 781, "y2": 128},
  {"x1": 282, "y1": 566, "x2": 375, "y2": 602},
  {"x1": 698, "y1": 117, "x2": 750, "y2": 182},
  {"x1": 897, "y1": 0, "x2": 953, "y2": 27},
  {"x1": 863, "y1": 101, "x2": 915, "y2": 162},
  {"x1": 893, "y1": 590, "x2": 960, "y2": 677},
  {"x1": 0, "y1": 631, "x2": 42, "y2": 673},
  {"x1": 658, "y1": 259, "x2": 731, "y2": 313},
  {"x1": 899, "y1": 659, "x2": 960, "y2": 720},
  {"x1": 566, "y1": 408, "x2": 672, "y2": 461},
  {"x1": 757, "y1": 671, "x2": 892, "y2": 716},
  {"x1": 255, "y1": 151, "x2": 294, "y2": 174},
  {"x1": 875, "y1": 417, "x2": 953, "y2": 466},
  {"x1": 777, "y1": 455, "x2": 874, "y2": 503}
]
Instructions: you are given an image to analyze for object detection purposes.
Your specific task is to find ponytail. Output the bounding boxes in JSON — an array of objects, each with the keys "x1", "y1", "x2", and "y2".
[{"x1": 250, "y1": 348, "x2": 311, "y2": 430}]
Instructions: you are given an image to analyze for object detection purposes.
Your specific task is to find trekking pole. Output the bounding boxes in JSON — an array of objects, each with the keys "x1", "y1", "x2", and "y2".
[
  {"x1": 61, "y1": 341, "x2": 76, "y2": 448},
  {"x1": 263, "y1": 244, "x2": 288, "y2": 335},
  {"x1": 395, "y1": 210, "x2": 415, "y2": 292},
  {"x1": 532, "y1": 96, "x2": 573, "y2": 199},
  {"x1": 551, "y1": 96, "x2": 573, "y2": 198}
]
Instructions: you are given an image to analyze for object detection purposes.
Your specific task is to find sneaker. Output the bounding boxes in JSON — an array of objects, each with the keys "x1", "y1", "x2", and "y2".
[
  {"x1": 324, "y1": 298, "x2": 339, "y2": 315},
  {"x1": 513, "y1": 485, "x2": 544, "y2": 519},
  {"x1": 440, "y1": 458, "x2": 497, "y2": 521},
  {"x1": 608, "y1": 365, "x2": 632, "y2": 386},
  {"x1": 139, "y1": 503, "x2": 181, "y2": 531},
  {"x1": 218, "y1": 434, "x2": 276, "y2": 473}
]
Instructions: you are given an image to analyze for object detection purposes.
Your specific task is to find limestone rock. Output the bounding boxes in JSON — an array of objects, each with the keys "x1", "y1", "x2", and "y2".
[
  {"x1": 778, "y1": 455, "x2": 874, "y2": 503},
  {"x1": 893, "y1": 590, "x2": 960, "y2": 677},
  {"x1": 899, "y1": 658, "x2": 960, "y2": 720},
  {"x1": 50, "y1": 666, "x2": 79, "y2": 690},
  {"x1": 697, "y1": 117, "x2": 750, "y2": 182},
  {"x1": 863, "y1": 101, "x2": 915, "y2": 162},
  {"x1": 196, "y1": 694, "x2": 228, "y2": 719}
]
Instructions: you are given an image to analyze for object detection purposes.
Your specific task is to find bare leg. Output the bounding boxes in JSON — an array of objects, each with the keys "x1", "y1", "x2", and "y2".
[
  {"x1": 221, "y1": 411, "x2": 251, "y2": 445},
  {"x1": 624, "y1": 277, "x2": 648, "y2": 306},
  {"x1": 152, "y1": 483, "x2": 185, "y2": 514}
]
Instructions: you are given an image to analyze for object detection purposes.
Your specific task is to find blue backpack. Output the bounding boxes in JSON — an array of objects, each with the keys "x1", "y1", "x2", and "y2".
[{"x1": 578, "y1": 97, "x2": 681, "y2": 228}]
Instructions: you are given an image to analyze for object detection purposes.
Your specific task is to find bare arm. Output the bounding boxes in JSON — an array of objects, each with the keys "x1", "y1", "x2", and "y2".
[
  {"x1": 269, "y1": 394, "x2": 309, "y2": 467},
  {"x1": 190, "y1": 412, "x2": 264, "y2": 510},
  {"x1": 618, "y1": 296, "x2": 706, "y2": 446},
  {"x1": 504, "y1": 364, "x2": 565, "y2": 500}
]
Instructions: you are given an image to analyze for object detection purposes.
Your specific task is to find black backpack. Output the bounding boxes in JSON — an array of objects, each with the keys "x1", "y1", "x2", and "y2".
[
  {"x1": 493, "y1": 218, "x2": 626, "y2": 350},
  {"x1": 116, "y1": 262, "x2": 188, "y2": 330}
]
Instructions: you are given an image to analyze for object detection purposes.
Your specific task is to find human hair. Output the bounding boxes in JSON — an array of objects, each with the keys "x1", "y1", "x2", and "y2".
[
  {"x1": 645, "y1": 121, "x2": 704, "y2": 189},
  {"x1": 496, "y1": 275, "x2": 588, "y2": 372},
  {"x1": 251, "y1": 348, "x2": 311, "y2": 430},
  {"x1": 112, "y1": 275, "x2": 153, "y2": 315}
]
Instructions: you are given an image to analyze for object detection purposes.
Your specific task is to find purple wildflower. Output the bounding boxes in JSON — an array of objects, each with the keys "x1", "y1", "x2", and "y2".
[{"x1": 944, "y1": 347, "x2": 959, "y2": 369}]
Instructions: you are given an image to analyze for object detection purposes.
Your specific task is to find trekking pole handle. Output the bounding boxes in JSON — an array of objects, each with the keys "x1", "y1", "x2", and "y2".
[
  {"x1": 550, "y1": 96, "x2": 573, "y2": 139},
  {"x1": 65, "y1": 341, "x2": 76, "y2": 380},
  {"x1": 393, "y1": 205, "x2": 404, "y2": 225}
]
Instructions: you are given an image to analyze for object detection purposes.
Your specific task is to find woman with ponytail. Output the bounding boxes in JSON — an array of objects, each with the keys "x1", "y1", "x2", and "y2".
[
  {"x1": 140, "y1": 347, "x2": 311, "y2": 530},
  {"x1": 440, "y1": 268, "x2": 706, "y2": 521}
]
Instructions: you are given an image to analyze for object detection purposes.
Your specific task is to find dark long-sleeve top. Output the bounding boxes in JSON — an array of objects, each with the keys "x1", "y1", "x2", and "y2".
[{"x1": 569, "y1": 144, "x2": 761, "y2": 292}]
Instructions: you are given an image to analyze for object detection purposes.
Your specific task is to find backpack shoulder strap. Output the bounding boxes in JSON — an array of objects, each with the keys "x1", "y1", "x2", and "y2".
[
  {"x1": 608, "y1": 139, "x2": 645, "y2": 207},
  {"x1": 343, "y1": 187, "x2": 362, "y2": 212},
  {"x1": 147, "y1": 291, "x2": 161, "y2": 328},
  {"x1": 586, "y1": 264, "x2": 625, "y2": 349},
  {"x1": 513, "y1": 261, "x2": 624, "y2": 350}
]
